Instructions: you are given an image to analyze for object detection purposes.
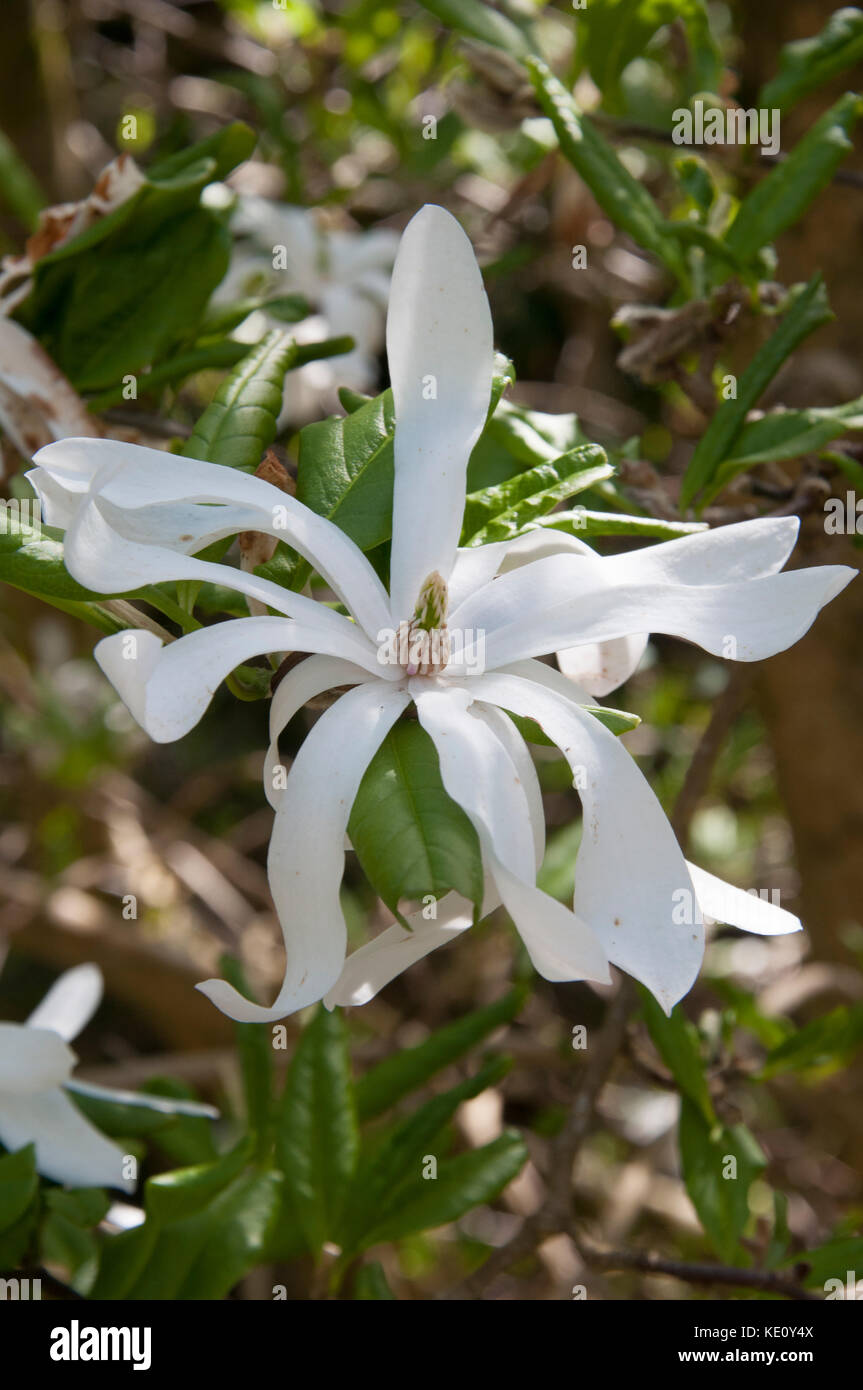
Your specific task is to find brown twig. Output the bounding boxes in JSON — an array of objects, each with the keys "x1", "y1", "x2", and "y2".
[{"x1": 578, "y1": 1242, "x2": 819, "y2": 1300}]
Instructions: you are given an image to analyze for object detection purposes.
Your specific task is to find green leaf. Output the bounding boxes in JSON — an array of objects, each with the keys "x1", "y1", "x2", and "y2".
[
  {"x1": 297, "y1": 387, "x2": 396, "y2": 552},
  {"x1": 508, "y1": 705, "x2": 641, "y2": 746},
  {"x1": 351, "y1": 1130, "x2": 528, "y2": 1249},
  {"x1": 532, "y1": 510, "x2": 709, "y2": 540},
  {"x1": 724, "y1": 95, "x2": 862, "y2": 266},
  {"x1": 703, "y1": 397, "x2": 863, "y2": 499},
  {"x1": 348, "y1": 721, "x2": 485, "y2": 919},
  {"x1": 276, "y1": 1006, "x2": 358, "y2": 1254},
  {"x1": 641, "y1": 990, "x2": 716, "y2": 1125},
  {"x1": 356, "y1": 988, "x2": 526, "y2": 1122},
  {"x1": 184, "y1": 329, "x2": 297, "y2": 469},
  {"x1": 761, "y1": 9, "x2": 863, "y2": 115},
  {"x1": 679, "y1": 275, "x2": 833, "y2": 510},
  {"x1": 758, "y1": 1003, "x2": 863, "y2": 1079},
  {"x1": 14, "y1": 125, "x2": 254, "y2": 391},
  {"x1": 146, "y1": 1138, "x2": 253, "y2": 1224},
  {"x1": 219, "y1": 957, "x2": 273, "y2": 1151},
  {"x1": 678, "y1": 1098, "x2": 766, "y2": 1263},
  {"x1": 39, "y1": 1212, "x2": 100, "y2": 1294},
  {"x1": 44, "y1": 1187, "x2": 110, "y2": 1229},
  {"x1": 340, "y1": 1058, "x2": 510, "y2": 1254},
  {"x1": 415, "y1": 0, "x2": 535, "y2": 57},
  {"x1": 527, "y1": 57, "x2": 686, "y2": 281},
  {"x1": 293, "y1": 358, "x2": 517, "y2": 565},
  {"x1": 579, "y1": 0, "x2": 719, "y2": 107},
  {"x1": 787, "y1": 1236, "x2": 863, "y2": 1290},
  {"x1": 0, "y1": 129, "x2": 45, "y2": 228},
  {"x1": 353, "y1": 1260, "x2": 397, "y2": 1299},
  {"x1": 0, "y1": 1144, "x2": 38, "y2": 1233},
  {"x1": 461, "y1": 444, "x2": 612, "y2": 545}
]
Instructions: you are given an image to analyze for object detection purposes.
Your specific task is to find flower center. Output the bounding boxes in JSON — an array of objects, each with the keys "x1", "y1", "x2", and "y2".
[{"x1": 402, "y1": 570, "x2": 450, "y2": 676}]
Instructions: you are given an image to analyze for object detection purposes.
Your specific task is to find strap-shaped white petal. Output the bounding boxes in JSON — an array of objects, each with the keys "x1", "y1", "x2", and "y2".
[
  {"x1": 26, "y1": 964, "x2": 102, "y2": 1042},
  {"x1": 95, "y1": 616, "x2": 383, "y2": 744},
  {"x1": 688, "y1": 862, "x2": 802, "y2": 936},
  {"x1": 197, "y1": 680, "x2": 410, "y2": 1022},
  {"x1": 0, "y1": 1086, "x2": 134, "y2": 1190},
  {"x1": 264, "y1": 655, "x2": 377, "y2": 809},
  {"x1": 387, "y1": 206, "x2": 494, "y2": 621},
  {"x1": 0, "y1": 1024, "x2": 76, "y2": 1093},
  {"x1": 471, "y1": 671, "x2": 701, "y2": 1013},
  {"x1": 413, "y1": 684, "x2": 609, "y2": 985},
  {"x1": 454, "y1": 552, "x2": 854, "y2": 672}
]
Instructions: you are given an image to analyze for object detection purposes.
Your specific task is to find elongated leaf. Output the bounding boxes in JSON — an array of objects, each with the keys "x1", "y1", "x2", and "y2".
[
  {"x1": 787, "y1": 1236, "x2": 863, "y2": 1290},
  {"x1": 340, "y1": 1058, "x2": 510, "y2": 1253},
  {"x1": 641, "y1": 990, "x2": 716, "y2": 1125},
  {"x1": 579, "y1": 0, "x2": 719, "y2": 107},
  {"x1": 462, "y1": 444, "x2": 612, "y2": 545},
  {"x1": 276, "y1": 1006, "x2": 358, "y2": 1254},
  {"x1": 416, "y1": 0, "x2": 534, "y2": 57},
  {"x1": 761, "y1": 9, "x2": 863, "y2": 115},
  {"x1": 297, "y1": 387, "x2": 395, "y2": 551},
  {"x1": 184, "y1": 329, "x2": 296, "y2": 469},
  {"x1": 0, "y1": 130, "x2": 45, "y2": 228},
  {"x1": 353, "y1": 1130, "x2": 528, "y2": 1249},
  {"x1": 0, "y1": 1144, "x2": 38, "y2": 1233},
  {"x1": 509, "y1": 704, "x2": 641, "y2": 745},
  {"x1": 759, "y1": 1004, "x2": 863, "y2": 1079},
  {"x1": 679, "y1": 1098, "x2": 766, "y2": 1263},
  {"x1": 528, "y1": 57, "x2": 686, "y2": 280},
  {"x1": 725, "y1": 95, "x2": 862, "y2": 266},
  {"x1": 357, "y1": 989, "x2": 526, "y2": 1122},
  {"x1": 219, "y1": 957, "x2": 273, "y2": 1151},
  {"x1": 353, "y1": 1260, "x2": 397, "y2": 1299},
  {"x1": 679, "y1": 274, "x2": 833, "y2": 510},
  {"x1": 536, "y1": 510, "x2": 708, "y2": 540},
  {"x1": 705, "y1": 397, "x2": 863, "y2": 499},
  {"x1": 146, "y1": 1138, "x2": 253, "y2": 1224},
  {"x1": 348, "y1": 721, "x2": 484, "y2": 919}
]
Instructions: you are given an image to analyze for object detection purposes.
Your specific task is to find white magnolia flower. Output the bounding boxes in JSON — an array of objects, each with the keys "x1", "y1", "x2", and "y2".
[
  {"x1": 29, "y1": 206, "x2": 853, "y2": 1021},
  {"x1": 215, "y1": 195, "x2": 398, "y2": 423},
  {"x1": 0, "y1": 964, "x2": 217, "y2": 1189}
]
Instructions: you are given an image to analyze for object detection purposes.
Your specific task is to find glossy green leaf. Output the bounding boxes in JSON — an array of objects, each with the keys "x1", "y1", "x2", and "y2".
[
  {"x1": 353, "y1": 1260, "x2": 397, "y2": 1299},
  {"x1": 761, "y1": 9, "x2": 863, "y2": 114},
  {"x1": 641, "y1": 990, "x2": 716, "y2": 1125},
  {"x1": 758, "y1": 1004, "x2": 863, "y2": 1079},
  {"x1": 528, "y1": 57, "x2": 686, "y2": 281},
  {"x1": 703, "y1": 396, "x2": 863, "y2": 500},
  {"x1": 356, "y1": 988, "x2": 526, "y2": 1122},
  {"x1": 348, "y1": 721, "x2": 485, "y2": 919},
  {"x1": 184, "y1": 329, "x2": 297, "y2": 470},
  {"x1": 532, "y1": 510, "x2": 709, "y2": 540},
  {"x1": 0, "y1": 1144, "x2": 38, "y2": 1234},
  {"x1": 679, "y1": 274, "x2": 833, "y2": 510},
  {"x1": 415, "y1": 0, "x2": 534, "y2": 57},
  {"x1": 146, "y1": 1138, "x2": 253, "y2": 1224},
  {"x1": 725, "y1": 95, "x2": 862, "y2": 266},
  {"x1": 461, "y1": 444, "x2": 611, "y2": 545},
  {"x1": 351, "y1": 1130, "x2": 528, "y2": 1249},
  {"x1": 341, "y1": 1057, "x2": 510, "y2": 1253},
  {"x1": 679, "y1": 1098, "x2": 766, "y2": 1263},
  {"x1": 276, "y1": 1006, "x2": 358, "y2": 1254}
]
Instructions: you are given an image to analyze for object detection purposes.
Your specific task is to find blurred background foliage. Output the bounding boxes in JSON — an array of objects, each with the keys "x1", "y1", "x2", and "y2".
[{"x1": 0, "y1": 0, "x2": 862, "y2": 1300}]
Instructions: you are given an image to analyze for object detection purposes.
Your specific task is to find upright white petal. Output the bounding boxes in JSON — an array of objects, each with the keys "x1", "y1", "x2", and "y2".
[
  {"x1": 448, "y1": 528, "x2": 593, "y2": 614},
  {"x1": 197, "y1": 680, "x2": 410, "y2": 1022},
  {"x1": 95, "y1": 614, "x2": 383, "y2": 744},
  {"x1": 387, "y1": 206, "x2": 494, "y2": 621},
  {"x1": 26, "y1": 964, "x2": 102, "y2": 1042},
  {"x1": 0, "y1": 1087, "x2": 134, "y2": 1191},
  {"x1": 471, "y1": 671, "x2": 701, "y2": 1012},
  {"x1": 0, "y1": 1024, "x2": 75, "y2": 1093},
  {"x1": 688, "y1": 863, "x2": 802, "y2": 936},
  {"x1": 413, "y1": 684, "x2": 609, "y2": 985}
]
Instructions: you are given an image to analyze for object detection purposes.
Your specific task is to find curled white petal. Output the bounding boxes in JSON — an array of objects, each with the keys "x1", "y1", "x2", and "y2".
[
  {"x1": 197, "y1": 680, "x2": 410, "y2": 1022},
  {"x1": 688, "y1": 862, "x2": 802, "y2": 936}
]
